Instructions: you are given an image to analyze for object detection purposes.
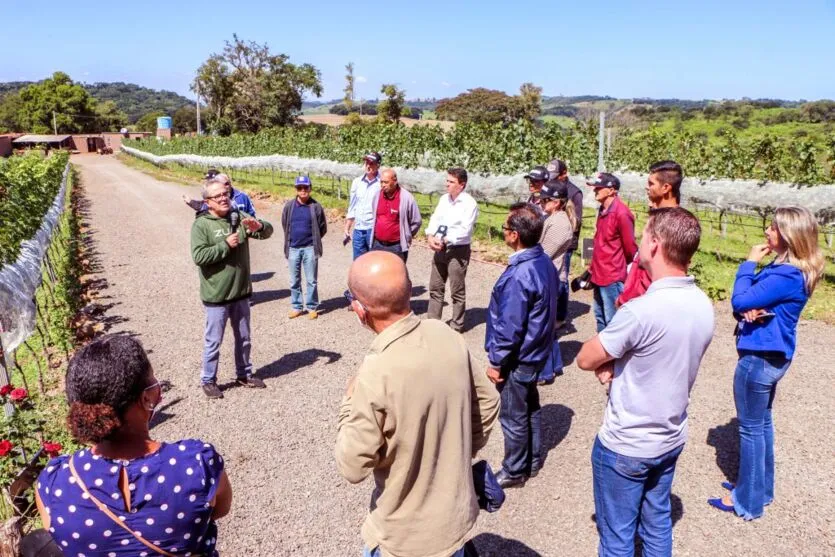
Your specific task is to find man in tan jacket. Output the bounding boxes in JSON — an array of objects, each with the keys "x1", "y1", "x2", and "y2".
[{"x1": 335, "y1": 251, "x2": 500, "y2": 557}]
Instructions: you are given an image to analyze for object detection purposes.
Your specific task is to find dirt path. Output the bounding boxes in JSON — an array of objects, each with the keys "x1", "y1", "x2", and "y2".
[{"x1": 73, "y1": 154, "x2": 834, "y2": 556}]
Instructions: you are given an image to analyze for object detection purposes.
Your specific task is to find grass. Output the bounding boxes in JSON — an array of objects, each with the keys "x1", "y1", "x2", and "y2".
[
  {"x1": 653, "y1": 111, "x2": 830, "y2": 143},
  {"x1": 118, "y1": 153, "x2": 835, "y2": 323}
]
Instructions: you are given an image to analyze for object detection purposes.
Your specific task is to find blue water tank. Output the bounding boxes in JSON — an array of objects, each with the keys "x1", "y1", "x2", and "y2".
[{"x1": 157, "y1": 116, "x2": 172, "y2": 130}]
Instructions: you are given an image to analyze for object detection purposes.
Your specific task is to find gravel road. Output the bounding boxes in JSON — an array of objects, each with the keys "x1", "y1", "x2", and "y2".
[{"x1": 72, "y1": 155, "x2": 834, "y2": 557}]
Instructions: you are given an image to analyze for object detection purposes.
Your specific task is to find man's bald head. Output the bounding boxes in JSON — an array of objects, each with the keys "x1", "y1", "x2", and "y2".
[
  {"x1": 380, "y1": 168, "x2": 399, "y2": 195},
  {"x1": 348, "y1": 251, "x2": 411, "y2": 316}
]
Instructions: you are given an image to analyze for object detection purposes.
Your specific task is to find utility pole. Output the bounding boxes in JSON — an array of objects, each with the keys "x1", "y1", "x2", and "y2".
[
  {"x1": 52, "y1": 112, "x2": 58, "y2": 135},
  {"x1": 196, "y1": 82, "x2": 202, "y2": 136}
]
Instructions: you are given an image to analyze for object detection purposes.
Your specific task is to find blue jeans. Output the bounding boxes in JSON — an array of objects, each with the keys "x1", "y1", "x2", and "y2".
[
  {"x1": 592, "y1": 436, "x2": 683, "y2": 557},
  {"x1": 557, "y1": 249, "x2": 573, "y2": 321},
  {"x1": 201, "y1": 298, "x2": 252, "y2": 384},
  {"x1": 352, "y1": 228, "x2": 372, "y2": 260},
  {"x1": 498, "y1": 368, "x2": 541, "y2": 477},
  {"x1": 732, "y1": 351, "x2": 791, "y2": 520},
  {"x1": 363, "y1": 546, "x2": 465, "y2": 557},
  {"x1": 288, "y1": 246, "x2": 319, "y2": 311},
  {"x1": 593, "y1": 281, "x2": 624, "y2": 332}
]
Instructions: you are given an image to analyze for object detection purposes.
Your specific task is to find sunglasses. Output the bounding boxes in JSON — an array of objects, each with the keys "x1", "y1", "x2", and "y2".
[{"x1": 295, "y1": 185, "x2": 311, "y2": 190}]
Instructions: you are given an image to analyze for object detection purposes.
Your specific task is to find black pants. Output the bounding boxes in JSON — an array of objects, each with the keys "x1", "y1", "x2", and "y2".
[{"x1": 371, "y1": 239, "x2": 408, "y2": 262}]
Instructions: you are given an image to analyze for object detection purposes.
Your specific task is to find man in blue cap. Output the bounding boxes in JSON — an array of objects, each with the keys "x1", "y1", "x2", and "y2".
[{"x1": 281, "y1": 176, "x2": 328, "y2": 319}]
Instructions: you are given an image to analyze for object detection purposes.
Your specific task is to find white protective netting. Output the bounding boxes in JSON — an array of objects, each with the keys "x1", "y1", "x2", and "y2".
[
  {"x1": 122, "y1": 146, "x2": 835, "y2": 224},
  {"x1": 0, "y1": 163, "x2": 70, "y2": 353}
]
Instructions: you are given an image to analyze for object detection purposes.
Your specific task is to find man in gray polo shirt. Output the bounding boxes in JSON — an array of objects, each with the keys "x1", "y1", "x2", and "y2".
[{"x1": 577, "y1": 207, "x2": 714, "y2": 556}]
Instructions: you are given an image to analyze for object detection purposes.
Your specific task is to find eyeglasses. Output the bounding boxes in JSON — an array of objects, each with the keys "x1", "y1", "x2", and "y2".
[
  {"x1": 207, "y1": 193, "x2": 230, "y2": 201},
  {"x1": 501, "y1": 224, "x2": 514, "y2": 232},
  {"x1": 144, "y1": 381, "x2": 161, "y2": 392},
  {"x1": 295, "y1": 186, "x2": 310, "y2": 190}
]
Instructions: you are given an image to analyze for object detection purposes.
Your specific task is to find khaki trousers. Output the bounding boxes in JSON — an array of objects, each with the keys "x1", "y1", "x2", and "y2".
[{"x1": 427, "y1": 244, "x2": 471, "y2": 332}]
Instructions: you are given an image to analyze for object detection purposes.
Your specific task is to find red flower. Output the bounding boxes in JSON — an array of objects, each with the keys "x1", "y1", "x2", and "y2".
[
  {"x1": 0, "y1": 384, "x2": 12, "y2": 397},
  {"x1": 42, "y1": 441, "x2": 62, "y2": 458},
  {"x1": 9, "y1": 388, "x2": 27, "y2": 403},
  {"x1": 0, "y1": 440, "x2": 13, "y2": 457}
]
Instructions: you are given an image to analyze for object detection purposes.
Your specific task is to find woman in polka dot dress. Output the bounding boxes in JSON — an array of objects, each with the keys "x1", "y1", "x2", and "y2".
[{"x1": 35, "y1": 335, "x2": 232, "y2": 556}]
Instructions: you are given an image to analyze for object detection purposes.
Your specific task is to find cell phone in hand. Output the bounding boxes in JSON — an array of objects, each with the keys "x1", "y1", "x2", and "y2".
[
  {"x1": 343, "y1": 234, "x2": 351, "y2": 247},
  {"x1": 756, "y1": 311, "x2": 776, "y2": 321}
]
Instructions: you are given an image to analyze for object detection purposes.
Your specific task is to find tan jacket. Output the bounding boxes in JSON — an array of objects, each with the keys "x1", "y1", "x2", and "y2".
[
  {"x1": 335, "y1": 314, "x2": 500, "y2": 557},
  {"x1": 540, "y1": 211, "x2": 573, "y2": 284}
]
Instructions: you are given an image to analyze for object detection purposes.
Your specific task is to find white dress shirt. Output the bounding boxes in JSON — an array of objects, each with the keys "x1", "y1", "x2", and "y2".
[
  {"x1": 347, "y1": 174, "x2": 380, "y2": 231},
  {"x1": 425, "y1": 191, "x2": 479, "y2": 246}
]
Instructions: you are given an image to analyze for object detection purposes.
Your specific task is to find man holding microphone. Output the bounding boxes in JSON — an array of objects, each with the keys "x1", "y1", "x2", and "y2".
[{"x1": 191, "y1": 176, "x2": 273, "y2": 399}]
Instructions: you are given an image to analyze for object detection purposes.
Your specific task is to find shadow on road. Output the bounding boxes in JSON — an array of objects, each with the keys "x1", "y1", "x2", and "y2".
[
  {"x1": 540, "y1": 403, "x2": 575, "y2": 468},
  {"x1": 255, "y1": 348, "x2": 342, "y2": 381},
  {"x1": 707, "y1": 418, "x2": 739, "y2": 482},
  {"x1": 319, "y1": 295, "x2": 350, "y2": 313},
  {"x1": 251, "y1": 289, "x2": 290, "y2": 306},
  {"x1": 467, "y1": 533, "x2": 542, "y2": 556},
  {"x1": 251, "y1": 271, "x2": 275, "y2": 283},
  {"x1": 149, "y1": 395, "x2": 183, "y2": 429},
  {"x1": 559, "y1": 340, "x2": 583, "y2": 366},
  {"x1": 567, "y1": 299, "x2": 591, "y2": 321}
]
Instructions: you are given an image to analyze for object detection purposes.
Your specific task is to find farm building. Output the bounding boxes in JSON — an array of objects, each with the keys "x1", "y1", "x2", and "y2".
[{"x1": 5, "y1": 132, "x2": 153, "y2": 155}]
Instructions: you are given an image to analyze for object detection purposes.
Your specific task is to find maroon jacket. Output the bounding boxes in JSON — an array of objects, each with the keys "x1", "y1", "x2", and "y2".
[{"x1": 590, "y1": 196, "x2": 637, "y2": 287}]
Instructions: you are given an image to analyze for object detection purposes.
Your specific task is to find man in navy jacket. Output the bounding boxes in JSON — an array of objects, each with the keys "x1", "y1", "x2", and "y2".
[{"x1": 485, "y1": 202, "x2": 558, "y2": 488}]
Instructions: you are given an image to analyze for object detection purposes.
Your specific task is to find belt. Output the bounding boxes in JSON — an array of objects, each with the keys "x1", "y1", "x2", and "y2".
[{"x1": 374, "y1": 239, "x2": 400, "y2": 246}]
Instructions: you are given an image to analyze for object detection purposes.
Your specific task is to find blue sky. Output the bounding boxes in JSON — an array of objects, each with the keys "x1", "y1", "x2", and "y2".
[{"x1": 3, "y1": 0, "x2": 834, "y2": 101}]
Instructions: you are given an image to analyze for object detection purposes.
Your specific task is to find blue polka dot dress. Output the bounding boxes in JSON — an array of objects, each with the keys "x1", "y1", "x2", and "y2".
[{"x1": 37, "y1": 439, "x2": 224, "y2": 556}]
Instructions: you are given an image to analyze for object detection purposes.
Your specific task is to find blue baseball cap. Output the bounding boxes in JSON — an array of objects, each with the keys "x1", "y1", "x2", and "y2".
[{"x1": 294, "y1": 176, "x2": 312, "y2": 188}]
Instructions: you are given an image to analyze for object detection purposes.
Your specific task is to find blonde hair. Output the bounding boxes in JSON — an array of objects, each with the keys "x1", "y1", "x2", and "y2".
[
  {"x1": 556, "y1": 199, "x2": 579, "y2": 233},
  {"x1": 773, "y1": 207, "x2": 826, "y2": 296}
]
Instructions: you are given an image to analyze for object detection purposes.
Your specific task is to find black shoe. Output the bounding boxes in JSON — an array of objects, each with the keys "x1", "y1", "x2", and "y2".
[
  {"x1": 496, "y1": 469, "x2": 527, "y2": 489},
  {"x1": 202, "y1": 382, "x2": 223, "y2": 399},
  {"x1": 236, "y1": 376, "x2": 266, "y2": 388},
  {"x1": 537, "y1": 378, "x2": 555, "y2": 386}
]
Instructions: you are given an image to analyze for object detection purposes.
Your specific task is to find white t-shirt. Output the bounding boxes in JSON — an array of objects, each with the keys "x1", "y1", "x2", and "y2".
[{"x1": 598, "y1": 276, "x2": 715, "y2": 458}]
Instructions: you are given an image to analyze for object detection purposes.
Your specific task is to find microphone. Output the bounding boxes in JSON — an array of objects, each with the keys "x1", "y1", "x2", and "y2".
[{"x1": 229, "y1": 210, "x2": 240, "y2": 233}]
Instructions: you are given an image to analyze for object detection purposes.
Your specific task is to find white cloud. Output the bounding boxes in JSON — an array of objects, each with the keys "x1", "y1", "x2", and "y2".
[
  {"x1": 441, "y1": 81, "x2": 451, "y2": 87},
  {"x1": 356, "y1": 75, "x2": 368, "y2": 83}
]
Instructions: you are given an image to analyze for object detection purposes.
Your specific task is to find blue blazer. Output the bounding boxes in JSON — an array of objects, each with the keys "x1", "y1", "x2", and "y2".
[
  {"x1": 485, "y1": 244, "x2": 558, "y2": 372},
  {"x1": 731, "y1": 261, "x2": 808, "y2": 360}
]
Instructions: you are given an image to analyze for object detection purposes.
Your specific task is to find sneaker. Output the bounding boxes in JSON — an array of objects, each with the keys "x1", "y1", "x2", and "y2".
[
  {"x1": 308, "y1": 310, "x2": 319, "y2": 320},
  {"x1": 288, "y1": 309, "x2": 304, "y2": 319},
  {"x1": 236, "y1": 376, "x2": 266, "y2": 388},
  {"x1": 201, "y1": 382, "x2": 223, "y2": 399}
]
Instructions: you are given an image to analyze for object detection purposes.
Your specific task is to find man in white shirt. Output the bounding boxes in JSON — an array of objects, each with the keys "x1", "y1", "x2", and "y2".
[
  {"x1": 344, "y1": 152, "x2": 382, "y2": 260},
  {"x1": 425, "y1": 168, "x2": 479, "y2": 333},
  {"x1": 577, "y1": 207, "x2": 714, "y2": 557}
]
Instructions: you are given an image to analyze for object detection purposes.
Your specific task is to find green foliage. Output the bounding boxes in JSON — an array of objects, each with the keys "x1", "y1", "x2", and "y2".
[
  {"x1": 0, "y1": 152, "x2": 69, "y2": 265},
  {"x1": 172, "y1": 105, "x2": 204, "y2": 134},
  {"x1": 377, "y1": 84, "x2": 406, "y2": 123},
  {"x1": 15, "y1": 72, "x2": 99, "y2": 134},
  {"x1": 94, "y1": 100, "x2": 129, "y2": 132},
  {"x1": 135, "y1": 111, "x2": 165, "y2": 133},
  {"x1": 84, "y1": 82, "x2": 192, "y2": 123},
  {"x1": 436, "y1": 88, "x2": 523, "y2": 124},
  {"x1": 192, "y1": 34, "x2": 323, "y2": 134}
]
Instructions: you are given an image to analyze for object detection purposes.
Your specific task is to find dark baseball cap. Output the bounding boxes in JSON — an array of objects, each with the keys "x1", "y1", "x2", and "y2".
[
  {"x1": 539, "y1": 179, "x2": 569, "y2": 201},
  {"x1": 546, "y1": 159, "x2": 567, "y2": 179},
  {"x1": 523, "y1": 166, "x2": 550, "y2": 181},
  {"x1": 295, "y1": 175, "x2": 312, "y2": 188},
  {"x1": 363, "y1": 152, "x2": 382, "y2": 164},
  {"x1": 205, "y1": 168, "x2": 220, "y2": 180},
  {"x1": 586, "y1": 172, "x2": 620, "y2": 190}
]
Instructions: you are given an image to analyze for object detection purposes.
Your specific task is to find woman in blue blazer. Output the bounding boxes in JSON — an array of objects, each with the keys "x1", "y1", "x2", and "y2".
[{"x1": 709, "y1": 207, "x2": 825, "y2": 519}]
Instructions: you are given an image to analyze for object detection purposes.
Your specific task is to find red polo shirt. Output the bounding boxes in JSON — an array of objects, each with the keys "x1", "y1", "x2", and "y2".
[
  {"x1": 590, "y1": 196, "x2": 637, "y2": 287},
  {"x1": 374, "y1": 188, "x2": 401, "y2": 243}
]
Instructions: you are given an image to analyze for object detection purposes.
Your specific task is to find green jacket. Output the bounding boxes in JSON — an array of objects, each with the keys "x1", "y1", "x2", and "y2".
[{"x1": 190, "y1": 211, "x2": 273, "y2": 304}]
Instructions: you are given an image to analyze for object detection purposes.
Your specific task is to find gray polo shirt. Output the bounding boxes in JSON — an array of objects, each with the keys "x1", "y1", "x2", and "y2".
[{"x1": 598, "y1": 276, "x2": 715, "y2": 458}]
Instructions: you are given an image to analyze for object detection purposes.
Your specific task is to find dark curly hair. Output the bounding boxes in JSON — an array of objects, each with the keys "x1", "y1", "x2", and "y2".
[{"x1": 66, "y1": 334, "x2": 153, "y2": 444}]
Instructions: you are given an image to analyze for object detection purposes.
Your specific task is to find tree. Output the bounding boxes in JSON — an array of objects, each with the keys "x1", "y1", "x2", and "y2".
[
  {"x1": 95, "y1": 100, "x2": 129, "y2": 131},
  {"x1": 377, "y1": 84, "x2": 406, "y2": 123},
  {"x1": 172, "y1": 105, "x2": 204, "y2": 134},
  {"x1": 16, "y1": 72, "x2": 99, "y2": 133},
  {"x1": 192, "y1": 34, "x2": 323, "y2": 133},
  {"x1": 344, "y1": 62, "x2": 355, "y2": 111},
  {"x1": 136, "y1": 111, "x2": 164, "y2": 133},
  {"x1": 518, "y1": 82, "x2": 542, "y2": 122},
  {"x1": 435, "y1": 88, "x2": 521, "y2": 124},
  {"x1": 0, "y1": 92, "x2": 24, "y2": 132}
]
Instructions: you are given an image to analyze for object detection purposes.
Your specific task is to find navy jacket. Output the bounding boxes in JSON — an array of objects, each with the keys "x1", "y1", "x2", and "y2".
[
  {"x1": 485, "y1": 244, "x2": 558, "y2": 372},
  {"x1": 732, "y1": 261, "x2": 808, "y2": 360}
]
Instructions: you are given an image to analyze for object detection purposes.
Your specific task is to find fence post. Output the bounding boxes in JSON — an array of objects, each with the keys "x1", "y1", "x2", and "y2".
[
  {"x1": 720, "y1": 211, "x2": 727, "y2": 238},
  {"x1": 597, "y1": 111, "x2": 606, "y2": 172},
  {"x1": 0, "y1": 335, "x2": 14, "y2": 418}
]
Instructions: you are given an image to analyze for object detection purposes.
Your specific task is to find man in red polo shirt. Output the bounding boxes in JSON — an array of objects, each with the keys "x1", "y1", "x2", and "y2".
[
  {"x1": 616, "y1": 160, "x2": 683, "y2": 308},
  {"x1": 587, "y1": 173, "x2": 637, "y2": 332},
  {"x1": 369, "y1": 168, "x2": 422, "y2": 262}
]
